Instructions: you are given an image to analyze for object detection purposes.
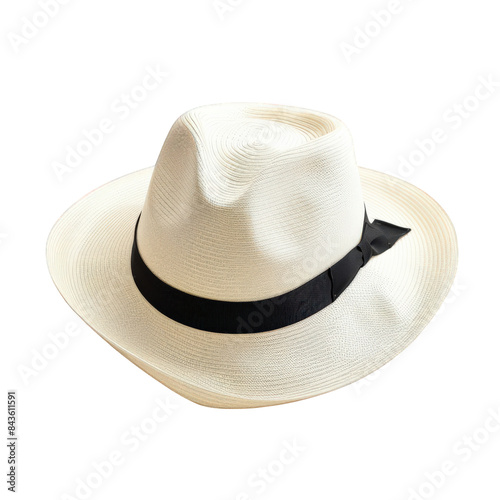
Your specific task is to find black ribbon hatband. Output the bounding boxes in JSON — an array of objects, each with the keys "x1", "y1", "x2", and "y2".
[{"x1": 131, "y1": 211, "x2": 410, "y2": 334}]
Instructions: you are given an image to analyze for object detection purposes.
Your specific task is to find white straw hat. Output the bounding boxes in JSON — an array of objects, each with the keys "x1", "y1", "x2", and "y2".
[{"x1": 47, "y1": 103, "x2": 458, "y2": 408}]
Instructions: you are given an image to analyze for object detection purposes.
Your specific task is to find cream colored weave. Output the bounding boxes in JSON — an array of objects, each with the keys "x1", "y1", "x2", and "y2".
[{"x1": 47, "y1": 103, "x2": 458, "y2": 408}]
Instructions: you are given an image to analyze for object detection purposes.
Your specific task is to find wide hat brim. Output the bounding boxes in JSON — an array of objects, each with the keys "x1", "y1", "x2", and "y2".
[{"x1": 47, "y1": 166, "x2": 458, "y2": 408}]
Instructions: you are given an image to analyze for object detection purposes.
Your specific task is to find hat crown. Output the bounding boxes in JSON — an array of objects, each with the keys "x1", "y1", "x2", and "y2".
[{"x1": 137, "y1": 103, "x2": 365, "y2": 301}]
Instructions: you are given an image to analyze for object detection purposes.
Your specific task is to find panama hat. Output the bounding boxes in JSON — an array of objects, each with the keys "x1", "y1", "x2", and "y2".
[{"x1": 47, "y1": 103, "x2": 458, "y2": 409}]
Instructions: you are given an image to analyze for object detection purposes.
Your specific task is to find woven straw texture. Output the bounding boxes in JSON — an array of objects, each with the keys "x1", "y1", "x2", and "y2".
[{"x1": 47, "y1": 103, "x2": 458, "y2": 408}]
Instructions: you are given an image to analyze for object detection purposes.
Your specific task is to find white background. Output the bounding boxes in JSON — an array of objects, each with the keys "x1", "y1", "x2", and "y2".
[{"x1": 1, "y1": 0, "x2": 500, "y2": 499}]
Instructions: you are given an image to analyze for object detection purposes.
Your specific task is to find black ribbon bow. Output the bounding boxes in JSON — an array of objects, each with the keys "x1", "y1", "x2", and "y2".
[
  {"x1": 131, "y1": 210, "x2": 410, "y2": 333},
  {"x1": 357, "y1": 212, "x2": 411, "y2": 266}
]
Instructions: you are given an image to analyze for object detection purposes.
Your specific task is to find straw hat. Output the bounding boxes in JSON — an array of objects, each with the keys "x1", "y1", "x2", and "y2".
[{"x1": 47, "y1": 103, "x2": 458, "y2": 408}]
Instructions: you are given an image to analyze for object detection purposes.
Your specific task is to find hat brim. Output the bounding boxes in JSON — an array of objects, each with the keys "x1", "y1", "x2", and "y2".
[{"x1": 47, "y1": 167, "x2": 458, "y2": 408}]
